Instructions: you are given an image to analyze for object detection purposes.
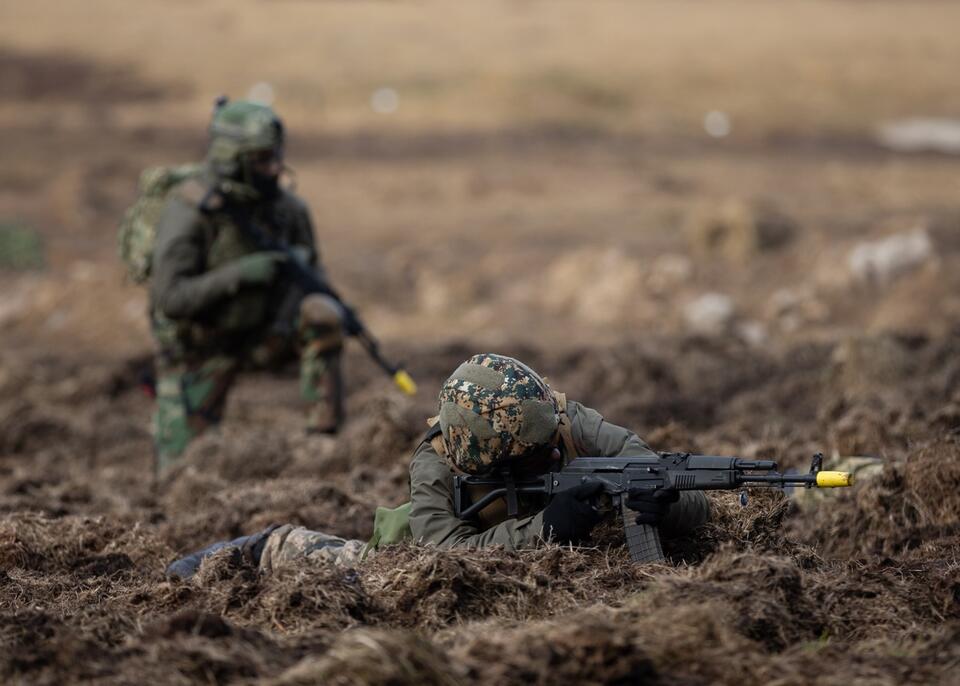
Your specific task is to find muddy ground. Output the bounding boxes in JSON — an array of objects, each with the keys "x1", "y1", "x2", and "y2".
[{"x1": 2, "y1": 1, "x2": 960, "y2": 684}]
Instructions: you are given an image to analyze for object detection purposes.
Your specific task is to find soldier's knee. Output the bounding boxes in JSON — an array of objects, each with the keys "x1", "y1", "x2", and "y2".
[
  {"x1": 257, "y1": 524, "x2": 296, "y2": 573},
  {"x1": 300, "y1": 294, "x2": 342, "y2": 328},
  {"x1": 300, "y1": 294, "x2": 344, "y2": 352}
]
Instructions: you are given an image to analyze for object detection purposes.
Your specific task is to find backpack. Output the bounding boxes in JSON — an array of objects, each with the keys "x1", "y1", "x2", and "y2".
[{"x1": 117, "y1": 164, "x2": 203, "y2": 283}]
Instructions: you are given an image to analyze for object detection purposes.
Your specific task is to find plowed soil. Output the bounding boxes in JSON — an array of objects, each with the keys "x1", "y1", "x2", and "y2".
[{"x1": 1, "y1": 332, "x2": 958, "y2": 685}]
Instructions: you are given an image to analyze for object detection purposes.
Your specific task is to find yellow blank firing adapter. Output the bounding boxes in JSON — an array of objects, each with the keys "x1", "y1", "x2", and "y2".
[
  {"x1": 393, "y1": 369, "x2": 418, "y2": 396},
  {"x1": 816, "y1": 471, "x2": 853, "y2": 488}
]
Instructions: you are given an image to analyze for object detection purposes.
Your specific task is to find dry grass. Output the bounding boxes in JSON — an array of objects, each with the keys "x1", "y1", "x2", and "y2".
[{"x1": 1, "y1": 332, "x2": 958, "y2": 683}]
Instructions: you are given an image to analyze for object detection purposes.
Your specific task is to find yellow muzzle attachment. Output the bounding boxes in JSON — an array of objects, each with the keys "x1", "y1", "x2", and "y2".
[
  {"x1": 816, "y1": 471, "x2": 853, "y2": 488},
  {"x1": 393, "y1": 369, "x2": 418, "y2": 396}
]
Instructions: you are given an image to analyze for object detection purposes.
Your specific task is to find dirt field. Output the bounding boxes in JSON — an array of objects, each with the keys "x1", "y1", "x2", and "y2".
[{"x1": 1, "y1": 1, "x2": 959, "y2": 684}]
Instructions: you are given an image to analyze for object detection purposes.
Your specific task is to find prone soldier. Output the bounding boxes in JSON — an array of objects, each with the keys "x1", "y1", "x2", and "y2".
[{"x1": 167, "y1": 353, "x2": 711, "y2": 577}]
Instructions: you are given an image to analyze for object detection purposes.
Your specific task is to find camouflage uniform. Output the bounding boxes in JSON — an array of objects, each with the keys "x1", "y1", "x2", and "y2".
[
  {"x1": 408, "y1": 399, "x2": 709, "y2": 550},
  {"x1": 258, "y1": 524, "x2": 366, "y2": 573},
  {"x1": 150, "y1": 100, "x2": 344, "y2": 471}
]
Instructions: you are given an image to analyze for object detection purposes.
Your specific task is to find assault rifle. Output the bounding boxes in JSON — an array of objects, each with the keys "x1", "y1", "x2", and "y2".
[
  {"x1": 453, "y1": 452, "x2": 852, "y2": 564},
  {"x1": 223, "y1": 200, "x2": 417, "y2": 396}
]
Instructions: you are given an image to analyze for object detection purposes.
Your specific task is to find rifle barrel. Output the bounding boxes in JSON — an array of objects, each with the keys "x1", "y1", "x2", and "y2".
[{"x1": 738, "y1": 471, "x2": 852, "y2": 488}]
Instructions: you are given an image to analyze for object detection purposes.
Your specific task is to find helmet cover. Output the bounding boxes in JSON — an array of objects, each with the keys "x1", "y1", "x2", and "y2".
[
  {"x1": 207, "y1": 99, "x2": 284, "y2": 178},
  {"x1": 437, "y1": 353, "x2": 560, "y2": 475}
]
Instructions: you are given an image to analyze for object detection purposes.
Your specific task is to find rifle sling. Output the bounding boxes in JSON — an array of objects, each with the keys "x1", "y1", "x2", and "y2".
[{"x1": 501, "y1": 468, "x2": 519, "y2": 519}]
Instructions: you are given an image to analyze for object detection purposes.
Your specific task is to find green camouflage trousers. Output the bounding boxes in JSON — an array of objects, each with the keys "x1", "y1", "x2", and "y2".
[
  {"x1": 258, "y1": 525, "x2": 368, "y2": 572},
  {"x1": 153, "y1": 293, "x2": 343, "y2": 472}
]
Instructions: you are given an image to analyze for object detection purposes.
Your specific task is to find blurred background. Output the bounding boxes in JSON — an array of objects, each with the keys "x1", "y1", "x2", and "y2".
[{"x1": 1, "y1": 0, "x2": 959, "y2": 359}]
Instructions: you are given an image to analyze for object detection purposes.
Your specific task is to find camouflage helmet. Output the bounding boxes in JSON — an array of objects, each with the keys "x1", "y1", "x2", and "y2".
[
  {"x1": 206, "y1": 97, "x2": 284, "y2": 178},
  {"x1": 438, "y1": 353, "x2": 560, "y2": 475}
]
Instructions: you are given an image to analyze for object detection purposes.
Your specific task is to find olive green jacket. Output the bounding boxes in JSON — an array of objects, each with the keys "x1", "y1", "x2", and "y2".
[
  {"x1": 408, "y1": 400, "x2": 710, "y2": 550},
  {"x1": 150, "y1": 179, "x2": 324, "y2": 349}
]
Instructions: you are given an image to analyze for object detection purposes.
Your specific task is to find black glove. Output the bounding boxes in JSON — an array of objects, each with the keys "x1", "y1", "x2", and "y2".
[
  {"x1": 542, "y1": 481, "x2": 605, "y2": 544},
  {"x1": 625, "y1": 487, "x2": 680, "y2": 526}
]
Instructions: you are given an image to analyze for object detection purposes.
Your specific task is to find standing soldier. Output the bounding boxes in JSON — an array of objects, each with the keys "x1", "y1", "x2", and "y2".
[{"x1": 149, "y1": 98, "x2": 346, "y2": 472}]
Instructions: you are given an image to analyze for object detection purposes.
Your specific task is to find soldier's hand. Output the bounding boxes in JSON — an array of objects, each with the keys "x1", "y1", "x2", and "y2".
[
  {"x1": 542, "y1": 481, "x2": 605, "y2": 544},
  {"x1": 289, "y1": 244, "x2": 312, "y2": 266},
  {"x1": 233, "y1": 251, "x2": 287, "y2": 286},
  {"x1": 626, "y1": 487, "x2": 679, "y2": 526}
]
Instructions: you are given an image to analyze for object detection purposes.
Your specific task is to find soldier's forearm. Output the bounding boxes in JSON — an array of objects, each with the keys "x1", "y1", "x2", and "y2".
[
  {"x1": 155, "y1": 263, "x2": 247, "y2": 319},
  {"x1": 414, "y1": 511, "x2": 544, "y2": 551}
]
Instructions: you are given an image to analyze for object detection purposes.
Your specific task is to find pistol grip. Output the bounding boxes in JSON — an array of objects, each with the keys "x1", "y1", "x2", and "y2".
[{"x1": 621, "y1": 499, "x2": 665, "y2": 564}]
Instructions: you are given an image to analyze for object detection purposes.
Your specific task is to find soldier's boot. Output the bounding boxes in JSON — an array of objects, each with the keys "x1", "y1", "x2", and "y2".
[
  {"x1": 165, "y1": 524, "x2": 281, "y2": 580},
  {"x1": 307, "y1": 354, "x2": 345, "y2": 435}
]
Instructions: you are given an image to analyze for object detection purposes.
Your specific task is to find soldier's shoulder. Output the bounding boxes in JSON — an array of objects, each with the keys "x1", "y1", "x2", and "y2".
[
  {"x1": 565, "y1": 399, "x2": 605, "y2": 441},
  {"x1": 411, "y1": 437, "x2": 442, "y2": 463},
  {"x1": 161, "y1": 175, "x2": 219, "y2": 217},
  {"x1": 410, "y1": 437, "x2": 450, "y2": 476},
  {"x1": 565, "y1": 399, "x2": 601, "y2": 425},
  {"x1": 176, "y1": 179, "x2": 211, "y2": 206},
  {"x1": 157, "y1": 191, "x2": 205, "y2": 232}
]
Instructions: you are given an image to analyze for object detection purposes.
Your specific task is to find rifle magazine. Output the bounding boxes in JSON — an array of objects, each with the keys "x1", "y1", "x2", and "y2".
[{"x1": 621, "y1": 500, "x2": 664, "y2": 564}]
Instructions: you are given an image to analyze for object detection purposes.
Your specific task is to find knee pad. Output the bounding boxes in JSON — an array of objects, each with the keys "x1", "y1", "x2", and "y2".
[{"x1": 300, "y1": 294, "x2": 344, "y2": 352}]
